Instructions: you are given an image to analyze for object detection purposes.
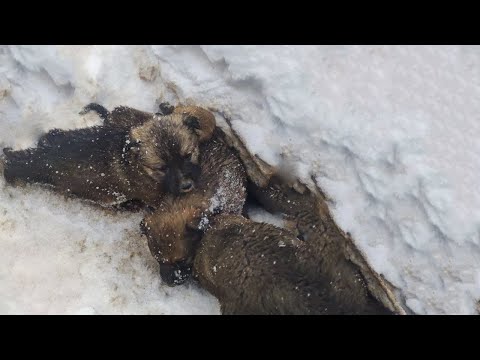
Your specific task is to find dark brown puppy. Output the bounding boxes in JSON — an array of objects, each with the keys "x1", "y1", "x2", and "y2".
[
  {"x1": 3, "y1": 105, "x2": 216, "y2": 208},
  {"x1": 144, "y1": 194, "x2": 390, "y2": 315},
  {"x1": 140, "y1": 128, "x2": 247, "y2": 285},
  {"x1": 248, "y1": 177, "x2": 392, "y2": 314},
  {"x1": 195, "y1": 214, "x2": 391, "y2": 315}
]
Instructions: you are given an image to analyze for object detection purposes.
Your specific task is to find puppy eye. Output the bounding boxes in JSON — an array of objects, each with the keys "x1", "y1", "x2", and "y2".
[
  {"x1": 154, "y1": 164, "x2": 168, "y2": 172},
  {"x1": 184, "y1": 152, "x2": 193, "y2": 161}
]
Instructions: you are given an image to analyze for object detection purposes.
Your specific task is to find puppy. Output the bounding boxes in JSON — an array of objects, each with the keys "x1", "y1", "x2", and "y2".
[{"x1": 3, "y1": 104, "x2": 216, "y2": 208}]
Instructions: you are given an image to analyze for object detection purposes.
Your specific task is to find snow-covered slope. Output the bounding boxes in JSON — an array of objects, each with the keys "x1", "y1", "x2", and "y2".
[{"x1": 1, "y1": 45, "x2": 479, "y2": 314}]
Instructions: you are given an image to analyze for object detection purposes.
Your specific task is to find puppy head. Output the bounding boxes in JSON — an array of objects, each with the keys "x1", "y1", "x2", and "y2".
[
  {"x1": 127, "y1": 107, "x2": 216, "y2": 195},
  {"x1": 128, "y1": 120, "x2": 200, "y2": 195},
  {"x1": 141, "y1": 197, "x2": 205, "y2": 286}
]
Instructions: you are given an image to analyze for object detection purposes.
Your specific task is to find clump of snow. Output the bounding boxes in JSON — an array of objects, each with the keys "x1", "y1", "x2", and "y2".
[
  {"x1": 246, "y1": 205, "x2": 286, "y2": 229},
  {"x1": 1, "y1": 45, "x2": 480, "y2": 314},
  {"x1": 198, "y1": 160, "x2": 246, "y2": 231},
  {"x1": 207, "y1": 168, "x2": 245, "y2": 214}
]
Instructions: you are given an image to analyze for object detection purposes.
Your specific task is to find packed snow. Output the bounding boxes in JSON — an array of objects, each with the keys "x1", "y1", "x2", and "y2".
[{"x1": 1, "y1": 45, "x2": 479, "y2": 314}]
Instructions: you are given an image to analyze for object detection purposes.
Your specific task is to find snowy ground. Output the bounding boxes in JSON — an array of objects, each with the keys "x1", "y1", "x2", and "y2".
[{"x1": 1, "y1": 45, "x2": 479, "y2": 314}]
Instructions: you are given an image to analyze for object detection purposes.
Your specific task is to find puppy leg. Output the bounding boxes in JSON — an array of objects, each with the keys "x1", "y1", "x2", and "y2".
[{"x1": 2, "y1": 147, "x2": 48, "y2": 186}]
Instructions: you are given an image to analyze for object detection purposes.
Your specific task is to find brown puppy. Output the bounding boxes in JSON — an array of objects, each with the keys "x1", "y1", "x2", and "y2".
[
  {"x1": 195, "y1": 214, "x2": 391, "y2": 315},
  {"x1": 140, "y1": 128, "x2": 247, "y2": 285},
  {"x1": 248, "y1": 177, "x2": 393, "y2": 314},
  {"x1": 143, "y1": 194, "x2": 390, "y2": 315},
  {"x1": 3, "y1": 105, "x2": 216, "y2": 208}
]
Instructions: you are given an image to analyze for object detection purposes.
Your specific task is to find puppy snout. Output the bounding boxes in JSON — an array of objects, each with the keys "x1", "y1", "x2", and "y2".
[
  {"x1": 179, "y1": 180, "x2": 194, "y2": 193},
  {"x1": 159, "y1": 262, "x2": 192, "y2": 286}
]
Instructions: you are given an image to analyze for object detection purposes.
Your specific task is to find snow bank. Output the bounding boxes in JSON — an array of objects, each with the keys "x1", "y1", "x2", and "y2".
[{"x1": 1, "y1": 45, "x2": 479, "y2": 314}]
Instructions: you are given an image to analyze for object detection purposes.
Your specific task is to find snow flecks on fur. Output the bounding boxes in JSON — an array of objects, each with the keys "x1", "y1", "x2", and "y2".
[{"x1": 199, "y1": 168, "x2": 246, "y2": 231}]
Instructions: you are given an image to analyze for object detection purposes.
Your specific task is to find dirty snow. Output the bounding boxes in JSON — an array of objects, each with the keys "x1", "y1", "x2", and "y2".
[{"x1": 1, "y1": 45, "x2": 479, "y2": 314}]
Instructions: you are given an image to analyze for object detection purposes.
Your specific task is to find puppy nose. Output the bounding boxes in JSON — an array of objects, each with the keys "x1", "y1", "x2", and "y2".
[
  {"x1": 159, "y1": 262, "x2": 191, "y2": 286},
  {"x1": 179, "y1": 180, "x2": 194, "y2": 193}
]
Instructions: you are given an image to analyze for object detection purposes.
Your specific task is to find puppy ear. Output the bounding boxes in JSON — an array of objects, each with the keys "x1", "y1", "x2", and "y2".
[
  {"x1": 156, "y1": 102, "x2": 175, "y2": 116},
  {"x1": 184, "y1": 115, "x2": 201, "y2": 130},
  {"x1": 175, "y1": 106, "x2": 216, "y2": 143}
]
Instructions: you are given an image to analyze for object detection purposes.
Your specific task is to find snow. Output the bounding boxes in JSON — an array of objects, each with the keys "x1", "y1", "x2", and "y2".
[
  {"x1": 0, "y1": 181, "x2": 219, "y2": 314},
  {"x1": 246, "y1": 205, "x2": 286, "y2": 229},
  {"x1": 1, "y1": 45, "x2": 480, "y2": 314}
]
